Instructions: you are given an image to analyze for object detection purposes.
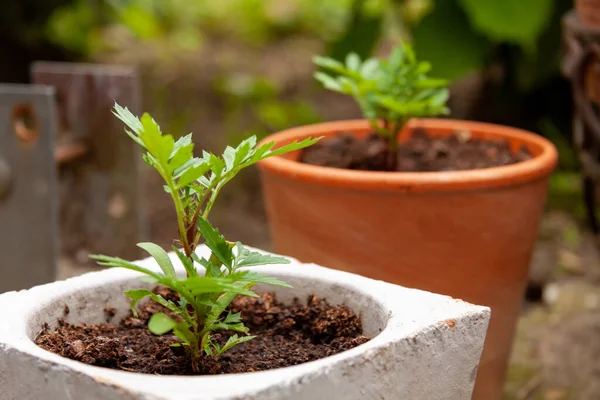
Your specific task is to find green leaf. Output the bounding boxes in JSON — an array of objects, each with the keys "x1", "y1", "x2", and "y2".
[
  {"x1": 360, "y1": 58, "x2": 380, "y2": 78},
  {"x1": 209, "y1": 322, "x2": 249, "y2": 334},
  {"x1": 137, "y1": 242, "x2": 176, "y2": 278},
  {"x1": 89, "y1": 254, "x2": 162, "y2": 280},
  {"x1": 124, "y1": 289, "x2": 153, "y2": 316},
  {"x1": 314, "y1": 72, "x2": 343, "y2": 92},
  {"x1": 197, "y1": 217, "x2": 233, "y2": 270},
  {"x1": 148, "y1": 312, "x2": 176, "y2": 335},
  {"x1": 346, "y1": 53, "x2": 361, "y2": 71},
  {"x1": 312, "y1": 56, "x2": 346, "y2": 73},
  {"x1": 177, "y1": 160, "x2": 211, "y2": 189},
  {"x1": 235, "y1": 243, "x2": 291, "y2": 268},
  {"x1": 230, "y1": 270, "x2": 292, "y2": 288},
  {"x1": 388, "y1": 46, "x2": 405, "y2": 70},
  {"x1": 261, "y1": 137, "x2": 322, "y2": 159},
  {"x1": 223, "y1": 146, "x2": 236, "y2": 171},
  {"x1": 169, "y1": 134, "x2": 194, "y2": 170},
  {"x1": 173, "y1": 246, "x2": 197, "y2": 277},
  {"x1": 181, "y1": 276, "x2": 257, "y2": 297},
  {"x1": 112, "y1": 103, "x2": 144, "y2": 144},
  {"x1": 458, "y1": 0, "x2": 554, "y2": 48},
  {"x1": 224, "y1": 311, "x2": 242, "y2": 324},
  {"x1": 412, "y1": 0, "x2": 488, "y2": 81},
  {"x1": 215, "y1": 334, "x2": 256, "y2": 356},
  {"x1": 139, "y1": 113, "x2": 175, "y2": 167},
  {"x1": 233, "y1": 136, "x2": 256, "y2": 166},
  {"x1": 173, "y1": 321, "x2": 195, "y2": 346},
  {"x1": 430, "y1": 89, "x2": 450, "y2": 107}
]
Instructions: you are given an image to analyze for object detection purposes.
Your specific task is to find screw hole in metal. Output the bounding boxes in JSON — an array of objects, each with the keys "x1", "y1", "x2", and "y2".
[{"x1": 13, "y1": 103, "x2": 40, "y2": 144}]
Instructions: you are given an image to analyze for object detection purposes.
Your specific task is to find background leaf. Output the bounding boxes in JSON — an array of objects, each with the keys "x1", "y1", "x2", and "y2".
[
  {"x1": 458, "y1": 0, "x2": 554, "y2": 49},
  {"x1": 412, "y1": 0, "x2": 488, "y2": 81}
]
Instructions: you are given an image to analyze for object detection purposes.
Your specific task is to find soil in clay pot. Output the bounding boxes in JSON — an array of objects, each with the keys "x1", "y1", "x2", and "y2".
[
  {"x1": 36, "y1": 287, "x2": 369, "y2": 375},
  {"x1": 300, "y1": 129, "x2": 533, "y2": 172}
]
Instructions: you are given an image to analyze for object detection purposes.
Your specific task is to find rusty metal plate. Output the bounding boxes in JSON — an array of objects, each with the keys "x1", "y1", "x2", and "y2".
[
  {"x1": 31, "y1": 62, "x2": 147, "y2": 262},
  {"x1": 0, "y1": 84, "x2": 58, "y2": 292}
]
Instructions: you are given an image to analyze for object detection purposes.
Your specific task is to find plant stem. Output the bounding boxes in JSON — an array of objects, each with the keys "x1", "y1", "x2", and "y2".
[
  {"x1": 382, "y1": 118, "x2": 398, "y2": 171},
  {"x1": 169, "y1": 182, "x2": 192, "y2": 258}
]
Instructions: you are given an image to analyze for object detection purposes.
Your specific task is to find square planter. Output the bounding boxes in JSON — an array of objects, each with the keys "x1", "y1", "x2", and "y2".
[{"x1": 0, "y1": 246, "x2": 490, "y2": 400}]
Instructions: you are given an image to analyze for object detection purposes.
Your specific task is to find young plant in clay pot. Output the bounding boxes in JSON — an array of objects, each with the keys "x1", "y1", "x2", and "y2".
[
  {"x1": 257, "y1": 43, "x2": 558, "y2": 400},
  {"x1": 0, "y1": 103, "x2": 491, "y2": 400}
]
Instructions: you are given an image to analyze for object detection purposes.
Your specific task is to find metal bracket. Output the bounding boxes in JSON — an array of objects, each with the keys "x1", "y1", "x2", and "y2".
[
  {"x1": 0, "y1": 84, "x2": 58, "y2": 292},
  {"x1": 31, "y1": 62, "x2": 147, "y2": 263}
]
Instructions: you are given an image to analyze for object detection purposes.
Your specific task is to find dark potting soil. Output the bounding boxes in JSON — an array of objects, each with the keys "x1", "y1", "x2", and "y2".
[
  {"x1": 300, "y1": 129, "x2": 533, "y2": 172},
  {"x1": 35, "y1": 287, "x2": 369, "y2": 375}
]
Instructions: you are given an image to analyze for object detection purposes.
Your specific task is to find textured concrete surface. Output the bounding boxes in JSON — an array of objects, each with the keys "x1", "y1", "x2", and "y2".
[{"x1": 0, "y1": 246, "x2": 490, "y2": 400}]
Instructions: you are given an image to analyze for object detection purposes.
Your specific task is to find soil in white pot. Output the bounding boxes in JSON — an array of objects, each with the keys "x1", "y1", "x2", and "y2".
[
  {"x1": 36, "y1": 287, "x2": 369, "y2": 375},
  {"x1": 300, "y1": 129, "x2": 533, "y2": 171}
]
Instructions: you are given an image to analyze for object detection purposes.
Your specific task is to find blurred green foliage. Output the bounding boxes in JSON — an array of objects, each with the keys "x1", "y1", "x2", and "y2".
[
  {"x1": 39, "y1": 0, "x2": 577, "y2": 178},
  {"x1": 409, "y1": 0, "x2": 566, "y2": 86},
  {"x1": 45, "y1": 0, "x2": 355, "y2": 56},
  {"x1": 214, "y1": 73, "x2": 322, "y2": 144}
]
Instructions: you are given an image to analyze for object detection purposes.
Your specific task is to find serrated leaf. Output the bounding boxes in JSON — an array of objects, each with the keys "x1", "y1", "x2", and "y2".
[
  {"x1": 230, "y1": 270, "x2": 292, "y2": 288},
  {"x1": 139, "y1": 113, "x2": 174, "y2": 167},
  {"x1": 235, "y1": 243, "x2": 291, "y2": 268},
  {"x1": 223, "y1": 146, "x2": 236, "y2": 171},
  {"x1": 169, "y1": 137, "x2": 194, "y2": 170},
  {"x1": 197, "y1": 217, "x2": 233, "y2": 269},
  {"x1": 261, "y1": 137, "x2": 322, "y2": 159},
  {"x1": 224, "y1": 311, "x2": 242, "y2": 324},
  {"x1": 216, "y1": 334, "x2": 255, "y2": 356},
  {"x1": 137, "y1": 242, "x2": 176, "y2": 277},
  {"x1": 139, "y1": 276, "x2": 158, "y2": 284},
  {"x1": 208, "y1": 153, "x2": 225, "y2": 180},
  {"x1": 210, "y1": 322, "x2": 249, "y2": 334},
  {"x1": 234, "y1": 136, "x2": 256, "y2": 166},
  {"x1": 177, "y1": 160, "x2": 211, "y2": 189},
  {"x1": 415, "y1": 78, "x2": 448, "y2": 89},
  {"x1": 112, "y1": 103, "x2": 144, "y2": 146},
  {"x1": 148, "y1": 312, "x2": 176, "y2": 335}
]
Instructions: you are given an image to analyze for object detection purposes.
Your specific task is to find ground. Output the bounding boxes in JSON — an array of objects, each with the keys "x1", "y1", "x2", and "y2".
[{"x1": 504, "y1": 211, "x2": 600, "y2": 400}]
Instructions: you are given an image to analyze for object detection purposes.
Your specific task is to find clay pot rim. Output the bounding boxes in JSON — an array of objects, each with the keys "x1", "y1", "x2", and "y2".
[{"x1": 257, "y1": 118, "x2": 558, "y2": 192}]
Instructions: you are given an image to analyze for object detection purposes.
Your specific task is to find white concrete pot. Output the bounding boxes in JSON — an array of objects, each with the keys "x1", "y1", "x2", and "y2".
[{"x1": 0, "y1": 246, "x2": 490, "y2": 400}]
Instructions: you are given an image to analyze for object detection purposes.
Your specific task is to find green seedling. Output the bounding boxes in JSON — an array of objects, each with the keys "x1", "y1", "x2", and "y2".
[
  {"x1": 91, "y1": 103, "x2": 318, "y2": 370},
  {"x1": 313, "y1": 42, "x2": 450, "y2": 169}
]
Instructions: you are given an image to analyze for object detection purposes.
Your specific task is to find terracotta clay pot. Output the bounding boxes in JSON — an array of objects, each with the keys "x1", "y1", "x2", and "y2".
[
  {"x1": 257, "y1": 119, "x2": 557, "y2": 400},
  {"x1": 576, "y1": 0, "x2": 600, "y2": 29}
]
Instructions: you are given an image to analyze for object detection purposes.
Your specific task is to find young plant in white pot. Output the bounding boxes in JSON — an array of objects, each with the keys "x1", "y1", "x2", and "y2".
[{"x1": 0, "y1": 104, "x2": 491, "y2": 400}]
